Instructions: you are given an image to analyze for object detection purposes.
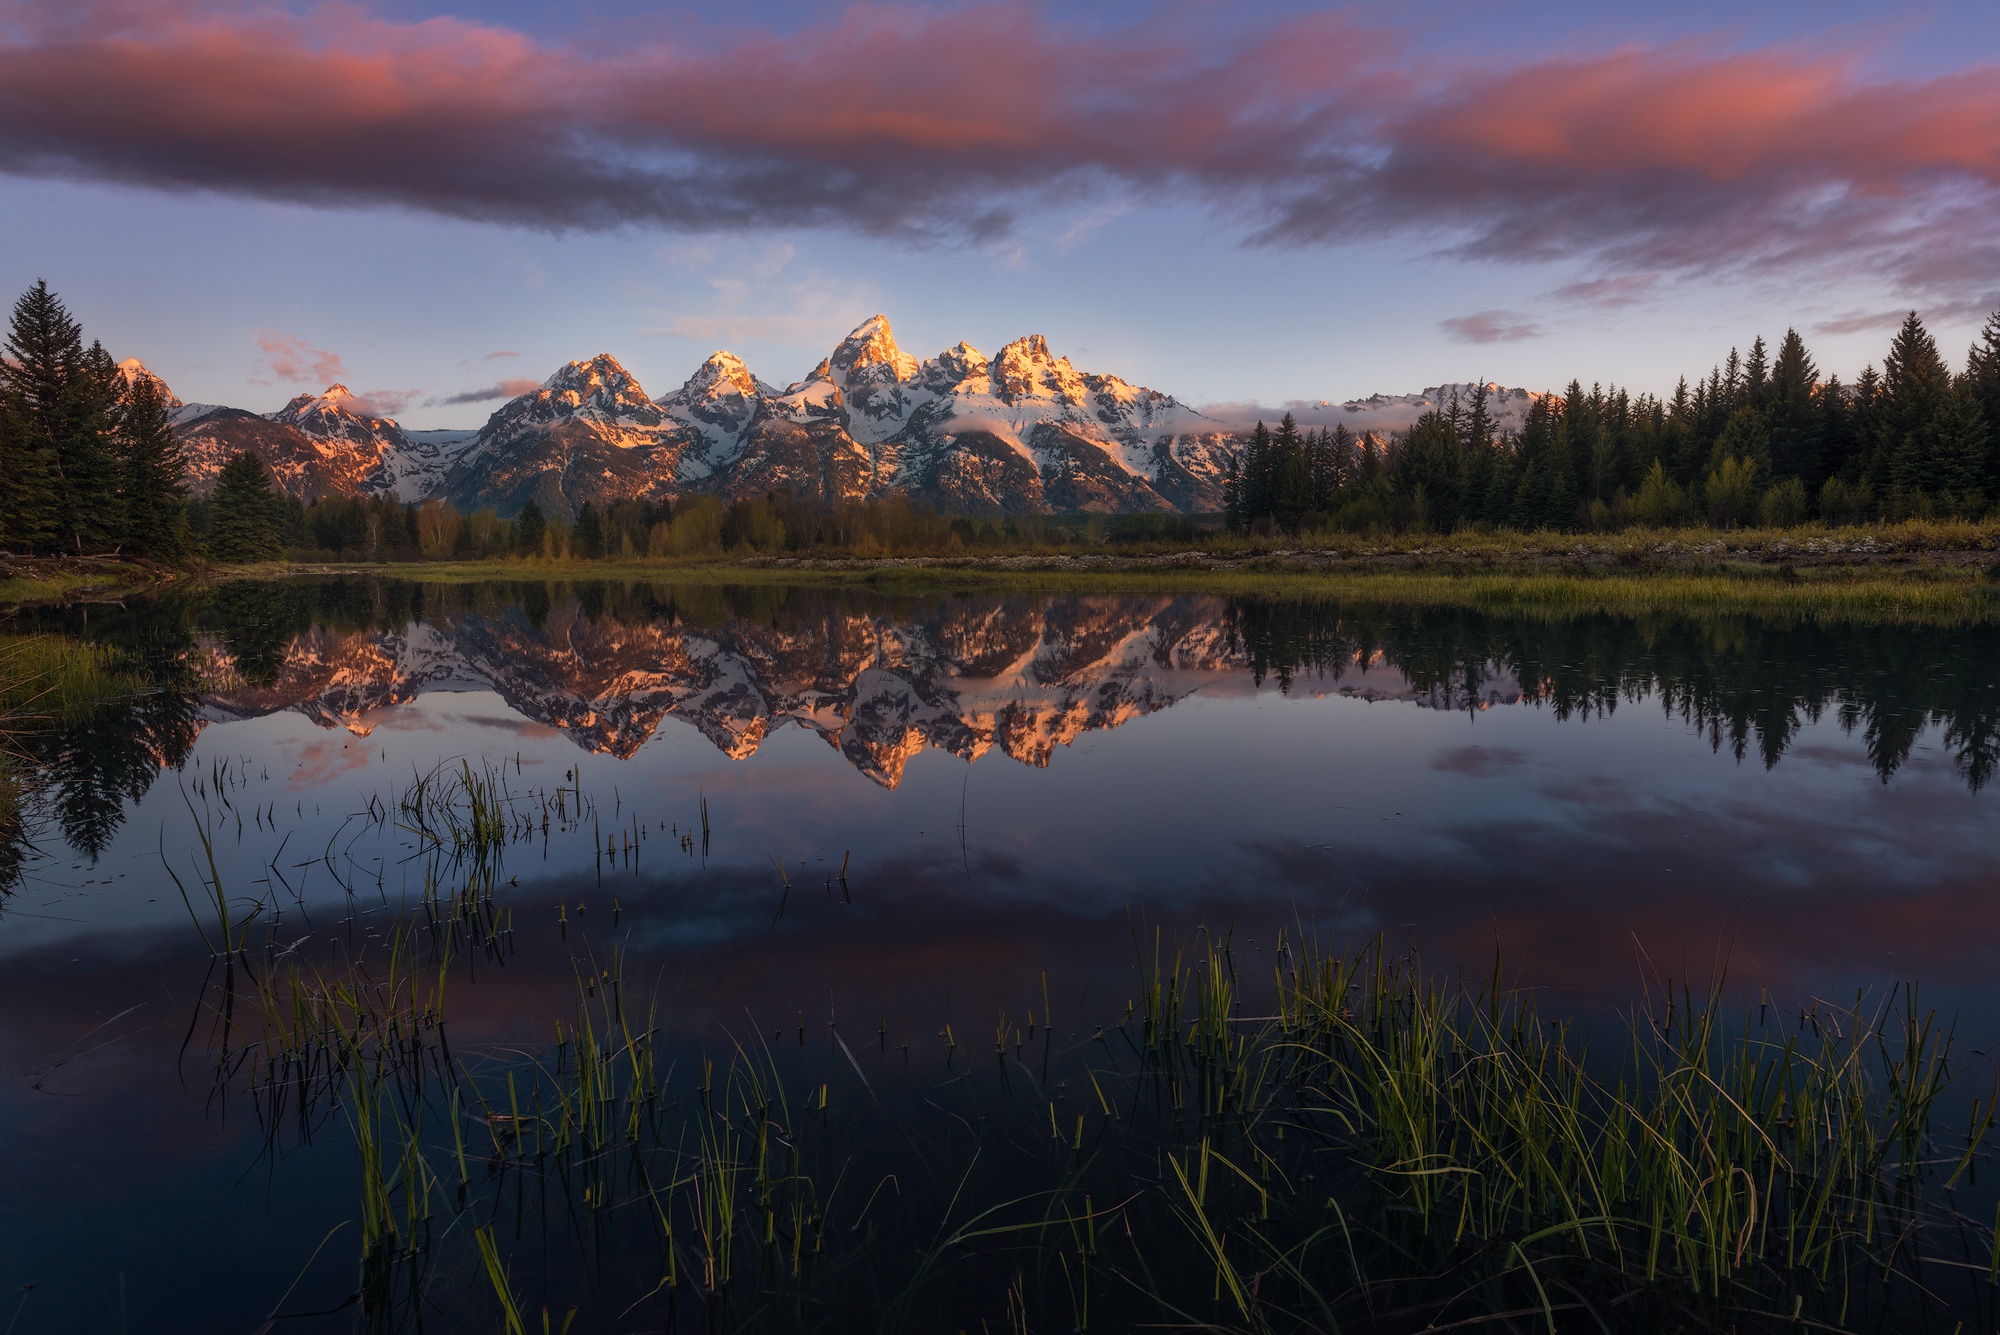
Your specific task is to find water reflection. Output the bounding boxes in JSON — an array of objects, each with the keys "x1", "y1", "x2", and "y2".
[{"x1": 8, "y1": 579, "x2": 2000, "y2": 870}]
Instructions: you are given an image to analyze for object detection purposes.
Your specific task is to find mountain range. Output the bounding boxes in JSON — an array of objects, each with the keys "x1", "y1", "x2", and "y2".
[
  {"x1": 201, "y1": 595, "x2": 1526, "y2": 786},
  {"x1": 128, "y1": 319, "x2": 1548, "y2": 518}
]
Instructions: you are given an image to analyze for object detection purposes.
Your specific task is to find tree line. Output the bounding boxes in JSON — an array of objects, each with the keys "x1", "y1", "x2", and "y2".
[
  {"x1": 1224, "y1": 312, "x2": 2000, "y2": 533},
  {"x1": 0, "y1": 282, "x2": 189, "y2": 557},
  {"x1": 11, "y1": 279, "x2": 2000, "y2": 563}
]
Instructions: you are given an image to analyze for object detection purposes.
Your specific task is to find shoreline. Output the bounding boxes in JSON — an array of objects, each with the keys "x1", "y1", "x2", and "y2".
[{"x1": 5, "y1": 521, "x2": 1998, "y2": 619}]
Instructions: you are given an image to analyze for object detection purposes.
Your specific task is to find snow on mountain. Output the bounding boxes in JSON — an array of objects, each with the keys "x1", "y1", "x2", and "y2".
[
  {"x1": 658, "y1": 352, "x2": 775, "y2": 481},
  {"x1": 125, "y1": 327, "x2": 1555, "y2": 516},
  {"x1": 115, "y1": 357, "x2": 181, "y2": 409},
  {"x1": 266, "y1": 384, "x2": 420, "y2": 497},
  {"x1": 443, "y1": 355, "x2": 688, "y2": 517},
  {"x1": 1267, "y1": 384, "x2": 1552, "y2": 437}
]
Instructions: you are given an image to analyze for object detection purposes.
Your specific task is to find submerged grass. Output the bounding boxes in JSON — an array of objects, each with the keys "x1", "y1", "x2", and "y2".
[{"x1": 187, "y1": 773, "x2": 1999, "y2": 1335}]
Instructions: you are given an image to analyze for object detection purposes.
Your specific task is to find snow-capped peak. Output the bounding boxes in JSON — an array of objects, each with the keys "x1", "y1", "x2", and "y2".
[
  {"x1": 829, "y1": 315, "x2": 918, "y2": 384},
  {"x1": 991, "y1": 334, "x2": 1087, "y2": 406},
  {"x1": 660, "y1": 351, "x2": 776, "y2": 478},
  {"x1": 273, "y1": 384, "x2": 372, "y2": 426},
  {"x1": 116, "y1": 357, "x2": 184, "y2": 411},
  {"x1": 674, "y1": 351, "x2": 770, "y2": 404}
]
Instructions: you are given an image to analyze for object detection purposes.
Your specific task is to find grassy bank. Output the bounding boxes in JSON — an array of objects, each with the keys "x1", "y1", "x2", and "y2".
[
  {"x1": 0, "y1": 554, "x2": 185, "y2": 609},
  {"x1": 239, "y1": 552, "x2": 2000, "y2": 625}
]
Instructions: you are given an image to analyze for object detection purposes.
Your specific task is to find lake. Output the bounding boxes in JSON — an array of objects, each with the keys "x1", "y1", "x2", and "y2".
[{"x1": 4, "y1": 577, "x2": 1998, "y2": 1332}]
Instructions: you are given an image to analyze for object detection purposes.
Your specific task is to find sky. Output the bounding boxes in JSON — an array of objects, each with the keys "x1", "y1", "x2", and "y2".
[{"x1": 5, "y1": 0, "x2": 2000, "y2": 428}]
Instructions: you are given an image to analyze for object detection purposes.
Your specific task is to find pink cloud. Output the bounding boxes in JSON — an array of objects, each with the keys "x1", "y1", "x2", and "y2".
[
  {"x1": 1552, "y1": 274, "x2": 1660, "y2": 307},
  {"x1": 255, "y1": 330, "x2": 343, "y2": 384},
  {"x1": 348, "y1": 388, "x2": 419, "y2": 418},
  {"x1": 0, "y1": 4, "x2": 1998, "y2": 305},
  {"x1": 1441, "y1": 311, "x2": 1542, "y2": 344}
]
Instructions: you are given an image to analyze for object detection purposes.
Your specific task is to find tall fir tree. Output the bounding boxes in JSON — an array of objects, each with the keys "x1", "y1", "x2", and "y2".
[
  {"x1": 0, "y1": 282, "x2": 70, "y2": 551},
  {"x1": 207, "y1": 451, "x2": 284, "y2": 561},
  {"x1": 574, "y1": 502, "x2": 607, "y2": 559},
  {"x1": 1766, "y1": 328, "x2": 1822, "y2": 487},
  {"x1": 117, "y1": 372, "x2": 188, "y2": 559},
  {"x1": 1963, "y1": 311, "x2": 2000, "y2": 499},
  {"x1": 517, "y1": 497, "x2": 547, "y2": 553},
  {"x1": 1882, "y1": 312, "x2": 1956, "y2": 501}
]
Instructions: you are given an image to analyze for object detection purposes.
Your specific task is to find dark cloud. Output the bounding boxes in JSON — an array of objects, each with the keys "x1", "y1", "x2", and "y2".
[
  {"x1": 428, "y1": 378, "x2": 540, "y2": 407},
  {"x1": 2, "y1": 3, "x2": 1999, "y2": 303},
  {"x1": 1441, "y1": 310, "x2": 1542, "y2": 344}
]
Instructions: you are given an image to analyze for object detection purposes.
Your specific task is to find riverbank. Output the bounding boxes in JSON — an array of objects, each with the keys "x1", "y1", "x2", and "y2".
[
  {"x1": 0, "y1": 554, "x2": 188, "y2": 610},
  {"x1": 9, "y1": 519, "x2": 2000, "y2": 617}
]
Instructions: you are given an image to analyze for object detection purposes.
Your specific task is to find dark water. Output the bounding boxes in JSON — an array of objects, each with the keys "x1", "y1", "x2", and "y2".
[{"x1": 3, "y1": 578, "x2": 1999, "y2": 1331}]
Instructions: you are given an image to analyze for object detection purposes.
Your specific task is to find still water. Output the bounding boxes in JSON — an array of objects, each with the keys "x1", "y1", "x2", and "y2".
[{"x1": 3, "y1": 578, "x2": 1997, "y2": 1330}]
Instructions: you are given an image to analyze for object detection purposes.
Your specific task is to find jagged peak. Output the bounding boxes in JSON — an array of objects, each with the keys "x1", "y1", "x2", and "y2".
[
  {"x1": 998, "y1": 333, "x2": 1055, "y2": 363},
  {"x1": 674, "y1": 350, "x2": 766, "y2": 401},
  {"x1": 116, "y1": 357, "x2": 182, "y2": 408},
  {"x1": 830, "y1": 314, "x2": 917, "y2": 381},
  {"x1": 544, "y1": 353, "x2": 639, "y2": 391}
]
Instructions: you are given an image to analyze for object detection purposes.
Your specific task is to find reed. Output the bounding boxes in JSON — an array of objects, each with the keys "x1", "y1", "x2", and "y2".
[{"x1": 188, "y1": 769, "x2": 1997, "y2": 1332}]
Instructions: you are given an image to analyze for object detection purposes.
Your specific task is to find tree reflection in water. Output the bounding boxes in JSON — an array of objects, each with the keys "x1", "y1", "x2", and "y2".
[{"x1": 0, "y1": 578, "x2": 1995, "y2": 882}]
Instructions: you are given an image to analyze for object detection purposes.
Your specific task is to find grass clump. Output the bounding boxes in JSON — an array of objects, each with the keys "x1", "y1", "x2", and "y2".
[{"x1": 202, "y1": 889, "x2": 1999, "y2": 1332}]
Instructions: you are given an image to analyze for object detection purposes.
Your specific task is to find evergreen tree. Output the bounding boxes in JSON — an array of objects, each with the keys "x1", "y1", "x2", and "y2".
[
  {"x1": 116, "y1": 372, "x2": 188, "y2": 559},
  {"x1": 1271, "y1": 413, "x2": 1311, "y2": 530},
  {"x1": 1394, "y1": 410, "x2": 1463, "y2": 531},
  {"x1": 1817, "y1": 374, "x2": 1854, "y2": 490},
  {"x1": 1964, "y1": 311, "x2": 2000, "y2": 499},
  {"x1": 207, "y1": 451, "x2": 284, "y2": 561},
  {"x1": 0, "y1": 282, "x2": 71, "y2": 550},
  {"x1": 68, "y1": 340, "x2": 125, "y2": 551},
  {"x1": 574, "y1": 502, "x2": 607, "y2": 559},
  {"x1": 1882, "y1": 312, "x2": 1956, "y2": 502},
  {"x1": 1743, "y1": 335, "x2": 1769, "y2": 408},
  {"x1": 1767, "y1": 328, "x2": 1822, "y2": 487},
  {"x1": 1466, "y1": 382, "x2": 1493, "y2": 451},
  {"x1": 517, "y1": 497, "x2": 547, "y2": 553},
  {"x1": 1898, "y1": 382, "x2": 1987, "y2": 500}
]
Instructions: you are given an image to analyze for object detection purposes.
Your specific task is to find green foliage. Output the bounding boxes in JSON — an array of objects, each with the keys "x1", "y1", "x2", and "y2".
[
  {"x1": 207, "y1": 452, "x2": 284, "y2": 562},
  {"x1": 1632, "y1": 459, "x2": 1689, "y2": 528},
  {"x1": 1759, "y1": 476, "x2": 1810, "y2": 528},
  {"x1": 1705, "y1": 455, "x2": 1760, "y2": 529}
]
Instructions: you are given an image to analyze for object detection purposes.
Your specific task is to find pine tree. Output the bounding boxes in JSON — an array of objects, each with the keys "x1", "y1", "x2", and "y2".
[
  {"x1": 1964, "y1": 311, "x2": 2000, "y2": 499},
  {"x1": 1817, "y1": 374, "x2": 1853, "y2": 488},
  {"x1": 1743, "y1": 335, "x2": 1769, "y2": 409},
  {"x1": 116, "y1": 372, "x2": 188, "y2": 559},
  {"x1": 574, "y1": 502, "x2": 607, "y2": 559},
  {"x1": 1271, "y1": 412, "x2": 1311, "y2": 531},
  {"x1": 1767, "y1": 328, "x2": 1821, "y2": 486},
  {"x1": 1883, "y1": 312, "x2": 1956, "y2": 502},
  {"x1": 208, "y1": 451, "x2": 283, "y2": 561},
  {"x1": 517, "y1": 497, "x2": 547, "y2": 554},
  {"x1": 1466, "y1": 382, "x2": 1493, "y2": 451},
  {"x1": 67, "y1": 340, "x2": 124, "y2": 552},
  {"x1": 1900, "y1": 382, "x2": 1987, "y2": 500},
  {"x1": 0, "y1": 282, "x2": 70, "y2": 551}
]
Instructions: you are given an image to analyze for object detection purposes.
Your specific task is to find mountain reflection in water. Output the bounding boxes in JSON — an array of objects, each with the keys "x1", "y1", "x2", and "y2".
[{"x1": 8, "y1": 577, "x2": 2000, "y2": 865}]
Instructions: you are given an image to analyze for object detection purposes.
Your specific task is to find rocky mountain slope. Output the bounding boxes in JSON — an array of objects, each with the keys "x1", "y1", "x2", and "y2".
[
  {"x1": 441, "y1": 317, "x2": 1251, "y2": 518},
  {"x1": 130, "y1": 333, "x2": 1549, "y2": 517}
]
